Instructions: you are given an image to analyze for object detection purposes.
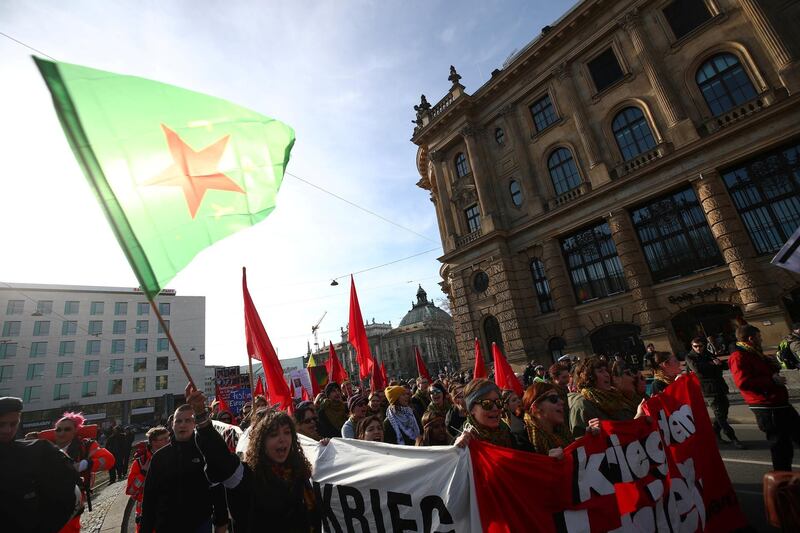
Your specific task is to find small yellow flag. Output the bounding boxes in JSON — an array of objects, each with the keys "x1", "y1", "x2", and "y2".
[{"x1": 307, "y1": 353, "x2": 317, "y2": 368}]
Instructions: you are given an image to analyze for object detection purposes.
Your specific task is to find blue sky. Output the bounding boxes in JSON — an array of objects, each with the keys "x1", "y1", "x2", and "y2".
[{"x1": 0, "y1": 0, "x2": 576, "y2": 365}]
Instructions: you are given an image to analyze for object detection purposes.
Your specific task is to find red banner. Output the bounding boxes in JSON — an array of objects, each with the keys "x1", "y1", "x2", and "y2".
[{"x1": 470, "y1": 374, "x2": 747, "y2": 532}]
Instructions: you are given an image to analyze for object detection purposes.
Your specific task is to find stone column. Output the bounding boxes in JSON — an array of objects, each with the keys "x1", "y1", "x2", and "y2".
[
  {"x1": 692, "y1": 171, "x2": 772, "y2": 310},
  {"x1": 461, "y1": 124, "x2": 497, "y2": 232},
  {"x1": 552, "y1": 64, "x2": 610, "y2": 186},
  {"x1": 499, "y1": 104, "x2": 545, "y2": 215},
  {"x1": 619, "y1": 11, "x2": 699, "y2": 145},
  {"x1": 541, "y1": 238, "x2": 584, "y2": 349},
  {"x1": 738, "y1": 0, "x2": 800, "y2": 94},
  {"x1": 429, "y1": 150, "x2": 457, "y2": 250},
  {"x1": 606, "y1": 210, "x2": 668, "y2": 334}
]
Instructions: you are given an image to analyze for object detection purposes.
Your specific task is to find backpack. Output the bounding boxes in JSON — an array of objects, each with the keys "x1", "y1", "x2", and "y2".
[{"x1": 777, "y1": 339, "x2": 800, "y2": 370}]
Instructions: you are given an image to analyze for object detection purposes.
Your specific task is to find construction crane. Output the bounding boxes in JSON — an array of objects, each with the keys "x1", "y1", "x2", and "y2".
[{"x1": 311, "y1": 311, "x2": 327, "y2": 352}]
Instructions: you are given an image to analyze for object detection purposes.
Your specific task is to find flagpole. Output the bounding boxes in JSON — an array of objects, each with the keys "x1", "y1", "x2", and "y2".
[
  {"x1": 148, "y1": 299, "x2": 196, "y2": 389},
  {"x1": 248, "y1": 355, "x2": 256, "y2": 412}
]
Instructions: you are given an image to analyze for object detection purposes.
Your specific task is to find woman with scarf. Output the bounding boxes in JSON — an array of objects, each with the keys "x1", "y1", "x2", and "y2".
[
  {"x1": 648, "y1": 351, "x2": 683, "y2": 395},
  {"x1": 462, "y1": 379, "x2": 533, "y2": 451},
  {"x1": 610, "y1": 360, "x2": 645, "y2": 405},
  {"x1": 317, "y1": 382, "x2": 348, "y2": 438},
  {"x1": 426, "y1": 381, "x2": 450, "y2": 418},
  {"x1": 569, "y1": 357, "x2": 643, "y2": 438},
  {"x1": 383, "y1": 385, "x2": 421, "y2": 445},
  {"x1": 445, "y1": 384, "x2": 467, "y2": 438},
  {"x1": 522, "y1": 382, "x2": 585, "y2": 457},
  {"x1": 418, "y1": 411, "x2": 453, "y2": 446},
  {"x1": 501, "y1": 389, "x2": 526, "y2": 443},
  {"x1": 188, "y1": 386, "x2": 322, "y2": 532}
]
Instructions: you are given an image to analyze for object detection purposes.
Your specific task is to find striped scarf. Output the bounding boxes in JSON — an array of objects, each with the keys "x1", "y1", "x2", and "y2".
[
  {"x1": 523, "y1": 412, "x2": 572, "y2": 455},
  {"x1": 581, "y1": 387, "x2": 637, "y2": 417}
]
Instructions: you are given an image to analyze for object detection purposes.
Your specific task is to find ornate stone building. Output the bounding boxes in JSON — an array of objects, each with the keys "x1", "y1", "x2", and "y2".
[
  {"x1": 309, "y1": 286, "x2": 459, "y2": 380},
  {"x1": 411, "y1": 0, "x2": 800, "y2": 368}
]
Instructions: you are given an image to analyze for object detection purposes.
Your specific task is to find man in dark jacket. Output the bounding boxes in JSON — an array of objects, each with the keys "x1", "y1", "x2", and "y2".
[
  {"x1": 730, "y1": 325, "x2": 800, "y2": 471},
  {"x1": 0, "y1": 397, "x2": 82, "y2": 533},
  {"x1": 685, "y1": 336, "x2": 745, "y2": 449},
  {"x1": 140, "y1": 404, "x2": 229, "y2": 533}
]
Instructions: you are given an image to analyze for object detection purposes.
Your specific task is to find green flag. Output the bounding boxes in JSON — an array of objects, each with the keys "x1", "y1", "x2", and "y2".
[{"x1": 35, "y1": 57, "x2": 295, "y2": 298}]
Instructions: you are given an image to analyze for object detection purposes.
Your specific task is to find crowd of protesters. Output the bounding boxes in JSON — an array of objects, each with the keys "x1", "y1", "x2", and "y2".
[{"x1": 1, "y1": 323, "x2": 799, "y2": 531}]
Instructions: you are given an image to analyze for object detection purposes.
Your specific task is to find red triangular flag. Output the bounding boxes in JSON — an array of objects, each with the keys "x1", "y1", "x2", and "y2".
[
  {"x1": 473, "y1": 338, "x2": 488, "y2": 379},
  {"x1": 301, "y1": 385, "x2": 311, "y2": 402},
  {"x1": 415, "y1": 346, "x2": 432, "y2": 382},
  {"x1": 348, "y1": 275, "x2": 374, "y2": 380},
  {"x1": 254, "y1": 376, "x2": 265, "y2": 397},
  {"x1": 380, "y1": 362, "x2": 388, "y2": 385},
  {"x1": 325, "y1": 343, "x2": 348, "y2": 384},
  {"x1": 370, "y1": 356, "x2": 386, "y2": 393},
  {"x1": 214, "y1": 384, "x2": 231, "y2": 414},
  {"x1": 308, "y1": 368, "x2": 320, "y2": 397},
  {"x1": 492, "y1": 343, "x2": 523, "y2": 396},
  {"x1": 243, "y1": 267, "x2": 292, "y2": 411}
]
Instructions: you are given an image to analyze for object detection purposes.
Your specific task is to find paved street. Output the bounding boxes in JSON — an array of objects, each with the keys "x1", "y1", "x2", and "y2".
[{"x1": 80, "y1": 479, "x2": 127, "y2": 533}]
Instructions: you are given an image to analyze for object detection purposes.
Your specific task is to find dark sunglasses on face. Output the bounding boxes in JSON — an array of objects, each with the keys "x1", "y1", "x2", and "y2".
[{"x1": 477, "y1": 398, "x2": 503, "y2": 411}]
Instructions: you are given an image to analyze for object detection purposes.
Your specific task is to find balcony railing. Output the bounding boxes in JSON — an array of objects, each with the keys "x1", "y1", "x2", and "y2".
[
  {"x1": 456, "y1": 228, "x2": 482, "y2": 247},
  {"x1": 549, "y1": 182, "x2": 591, "y2": 209},
  {"x1": 614, "y1": 144, "x2": 669, "y2": 177},
  {"x1": 431, "y1": 93, "x2": 455, "y2": 119},
  {"x1": 703, "y1": 97, "x2": 767, "y2": 134}
]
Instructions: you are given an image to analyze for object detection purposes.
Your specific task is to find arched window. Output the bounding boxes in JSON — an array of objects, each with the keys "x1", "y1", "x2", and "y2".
[
  {"x1": 612, "y1": 107, "x2": 657, "y2": 161},
  {"x1": 455, "y1": 152, "x2": 470, "y2": 178},
  {"x1": 530, "y1": 258, "x2": 554, "y2": 313},
  {"x1": 548, "y1": 337, "x2": 566, "y2": 362},
  {"x1": 548, "y1": 148, "x2": 581, "y2": 195},
  {"x1": 483, "y1": 315, "x2": 504, "y2": 355},
  {"x1": 509, "y1": 180, "x2": 523, "y2": 207},
  {"x1": 696, "y1": 53, "x2": 758, "y2": 117}
]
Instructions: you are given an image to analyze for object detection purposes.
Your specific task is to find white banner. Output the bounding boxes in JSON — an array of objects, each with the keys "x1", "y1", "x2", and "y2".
[{"x1": 300, "y1": 435, "x2": 481, "y2": 532}]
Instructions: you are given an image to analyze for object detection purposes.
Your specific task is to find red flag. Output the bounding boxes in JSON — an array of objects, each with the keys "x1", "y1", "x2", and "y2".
[
  {"x1": 348, "y1": 275, "x2": 374, "y2": 380},
  {"x1": 414, "y1": 346, "x2": 432, "y2": 382},
  {"x1": 308, "y1": 368, "x2": 320, "y2": 397},
  {"x1": 492, "y1": 343, "x2": 523, "y2": 396},
  {"x1": 473, "y1": 338, "x2": 487, "y2": 379},
  {"x1": 380, "y1": 362, "x2": 388, "y2": 385},
  {"x1": 301, "y1": 385, "x2": 311, "y2": 402},
  {"x1": 254, "y1": 376, "x2": 265, "y2": 397},
  {"x1": 370, "y1": 356, "x2": 386, "y2": 393},
  {"x1": 214, "y1": 384, "x2": 231, "y2": 414},
  {"x1": 243, "y1": 267, "x2": 292, "y2": 411},
  {"x1": 325, "y1": 343, "x2": 348, "y2": 384}
]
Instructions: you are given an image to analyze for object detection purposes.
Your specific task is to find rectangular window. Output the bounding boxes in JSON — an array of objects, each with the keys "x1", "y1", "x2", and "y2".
[
  {"x1": 0, "y1": 342, "x2": 17, "y2": 358},
  {"x1": 61, "y1": 320, "x2": 77, "y2": 336},
  {"x1": 64, "y1": 301, "x2": 80, "y2": 315},
  {"x1": 137, "y1": 302, "x2": 149, "y2": 315},
  {"x1": 110, "y1": 359, "x2": 124, "y2": 374},
  {"x1": 587, "y1": 47, "x2": 624, "y2": 93},
  {"x1": 156, "y1": 356, "x2": 169, "y2": 371},
  {"x1": 57, "y1": 362, "x2": 73, "y2": 378},
  {"x1": 113, "y1": 320, "x2": 126, "y2": 335},
  {"x1": 136, "y1": 320, "x2": 149, "y2": 335},
  {"x1": 561, "y1": 222, "x2": 628, "y2": 303},
  {"x1": 88, "y1": 320, "x2": 103, "y2": 336},
  {"x1": 6, "y1": 300, "x2": 24, "y2": 315},
  {"x1": 82, "y1": 381, "x2": 97, "y2": 398},
  {"x1": 465, "y1": 204, "x2": 481, "y2": 233},
  {"x1": 84, "y1": 360, "x2": 99, "y2": 376},
  {"x1": 158, "y1": 302, "x2": 171, "y2": 316},
  {"x1": 86, "y1": 340, "x2": 100, "y2": 355},
  {"x1": 111, "y1": 339, "x2": 126, "y2": 354},
  {"x1": 134, "y1": 357, "x2": 147, "y2": 372},
  {"x1": 530, "y1": 258, "x2": 555, "y2": 313},
  {"x1": 157, "y1": 338, "x2": 169, "y2": 352},
  {"x1": 27, "y1": 363, "x2": 44, "y2": 380},
  {"x1": 23, "y1": 385, "x2": 41, "y2": 402},
  {"x1": 135, "y1": 339, "x2": 147, "y2": 353},
  {"x1": 158, "y1": 320, "x2": 170, "y2": 334},
  {"x1": 722, "y1": 142, "x2": 800, "y2": 255},
  {"x1": 2, "y1": 321, "x2": 21, "y2": 337},
  {"x1": 530, "y1": 94, "x2": 558, "y2": 133},
  {"x1": 0, "y1": 365, "x2": 14, "y2": 382},
  {"x1": 631, "y1": 188, "x2": 723, "y2": 282},
  {"x1": 663, "y1": 0, "x2": 712, "y2": 40},
  {"x1": 114, "y1": 302, "x2": 128, "y2": 316},
  {"x1": 58, "y1": 341, "x2": 75, "y2": 356},
  {"x1": 90, "y1": 301, "x2": 104, "y2": 315},
  {"x1": 33, "y1": 321, "x2": 50, "y2": 336},
  {"x1": 108, "y1": 379, "x2": 123, "y2": 395},
  {"x1": 54, "y1": 383, "x2": 70, "y2": 401},
  {"x1": 133, "y1": 377, "x2": 146, "y2": 393},
  {"x1": 155, "y1": 375, "x2": 169, "y2": 390},
  {"x1": 30, "y1": 342, "x2": 47, "y2": 357},
  {"x1": 36, "y1": 300, "x2": 53, "y2": 315}
]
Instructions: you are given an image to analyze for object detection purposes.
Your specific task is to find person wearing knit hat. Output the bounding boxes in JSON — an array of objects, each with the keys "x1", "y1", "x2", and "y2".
[
  {"x1": 318, "y1": 383, "x2": 348, "y2": 438},
  {"x1": 341, "y1": 394, "x2": 368, "y2": 438},
  {"x1": 461, "y1": 378, "x2": 534, "y2": 451},
  {"x1": 383, "y1": 386, "x2": 420, "y2": 445}
]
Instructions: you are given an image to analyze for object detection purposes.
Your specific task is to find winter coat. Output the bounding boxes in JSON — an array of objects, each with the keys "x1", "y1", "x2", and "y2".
[
  {"x1": 685, "y1": 349, "x2": 729, "y2": 396},
  {"x1": 729, "y1": 347, "x2": 789, "y2": 407}
]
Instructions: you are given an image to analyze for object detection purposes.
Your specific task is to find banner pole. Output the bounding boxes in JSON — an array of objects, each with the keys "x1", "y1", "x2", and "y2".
[
  {"x1": 148, "y1": 299, "x2": 196, "y2": 389},
  {"x1": 248, "y1": 355, "x2": 256, "y2": 412}
]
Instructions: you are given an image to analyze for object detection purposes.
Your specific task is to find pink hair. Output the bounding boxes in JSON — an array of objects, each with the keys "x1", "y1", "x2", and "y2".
[{"x1": 56, "y1": 411, "x2": 86, "y2": 429}]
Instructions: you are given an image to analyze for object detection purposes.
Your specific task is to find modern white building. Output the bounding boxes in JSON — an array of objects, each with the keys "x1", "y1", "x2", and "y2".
[{"x1": 0, "y1": 282, "x2": 206, "y2": 432}]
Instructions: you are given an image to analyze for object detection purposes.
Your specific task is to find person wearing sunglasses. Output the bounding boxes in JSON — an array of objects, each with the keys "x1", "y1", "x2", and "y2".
[
  {"x1": 523, "y1": 382, "x2": 596, "y2": 457},
  {"x1": 341, "y1": 394, "x2": 368, "y2": 439},
  {"x1": 610, "y1": 360, "x2": 644, "y2": 406},
  {"x1": 426, "y1": 381, "x2": 451, "y2": 418},
  {"x1": 445, "y1": 384, "x2": 467, "y2": 438},
  {"x1": 647, "y1": 351, "x2": 683, "y2": 395},
  {"x1": 461, "y1": 378, "x2": 533, "y2": 450},
  {"x1": 501, "y1": 389, "x2": 526, "y2": 442},
  {"x1": 293, "y1": 401, "x2": 321, "y2": 441}
]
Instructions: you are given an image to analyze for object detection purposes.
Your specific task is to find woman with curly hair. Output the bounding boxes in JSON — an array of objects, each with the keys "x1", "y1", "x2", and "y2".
[
  {"x1": 188, "y1": 386, "x2": 321, "y2": 532},
  {"x1": 461, "y1": 378, "x2": 533, "y2": 451},
  {"x1": 568, "y1": 357, "x2": 643, "y2": 438}
]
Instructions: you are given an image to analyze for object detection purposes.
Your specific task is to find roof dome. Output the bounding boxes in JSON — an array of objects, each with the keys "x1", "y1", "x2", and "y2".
[{"x1": 398, "y1": 285, "x2": 452, "y2": 327}]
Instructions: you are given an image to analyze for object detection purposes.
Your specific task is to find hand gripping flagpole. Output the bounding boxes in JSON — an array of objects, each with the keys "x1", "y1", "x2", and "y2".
[{"x1": 149, "y1": 299, "x2": 196, "y2": 390}]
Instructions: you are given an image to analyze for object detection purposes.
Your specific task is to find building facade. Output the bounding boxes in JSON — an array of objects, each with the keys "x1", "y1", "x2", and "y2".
[
  {"x1": 310, "y1": 286, "x2": 459, "y2": 381},
  {"x1": 0, "y1": 283, "x2": 206, "y2": 431},
  {"x1": 411, "y1": 0, "x2": 800, "y2": 367}
]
